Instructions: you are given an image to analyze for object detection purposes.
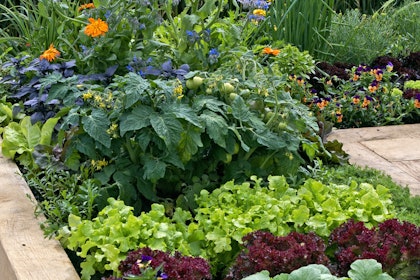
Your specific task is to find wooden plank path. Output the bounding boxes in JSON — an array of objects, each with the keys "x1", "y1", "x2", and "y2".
[
  {"x1": 327, "y1": 124, "x2": 420, "y2": 196},
  {"x1": 0, "y1": 144, "x2": 79, "y2": 279}
]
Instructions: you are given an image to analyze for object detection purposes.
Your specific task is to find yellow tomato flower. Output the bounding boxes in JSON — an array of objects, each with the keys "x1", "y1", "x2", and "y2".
[
  {"x1": 40, "y1": 44, "x2": 60, "y2": 62},
  {"x1": 84, "y1": 18, "x2": 109, "y2": 38}
]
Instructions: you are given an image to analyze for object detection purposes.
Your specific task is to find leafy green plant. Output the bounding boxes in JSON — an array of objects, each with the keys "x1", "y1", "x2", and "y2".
[
  {"x1": 24, "y1": 165, "x2": 101, "y2": 238},
  {"x1": 1, "y1": 115, "x2": 59, "y2": 168},
  {"x1": 243, "y1": 259, "x2": 393, "y2": 280},
  {"x1": 310, "y1": 164, "x2": 420, "y2": 225},
  {"x1": 62, "y1": 198, "x2": 194, "y2": 280},
  {"x1": 57, "y1": 44, "x2": 322, "y2": 213},
  {"x1": 305, "y1": 64, "x2": 417, "y2": 128},
  {"x1": 193, "y1": 175, "x2": 395, "y2": 272},
  {"x1": 326, "y1": 1, "x2": 420, "y2": 64}
]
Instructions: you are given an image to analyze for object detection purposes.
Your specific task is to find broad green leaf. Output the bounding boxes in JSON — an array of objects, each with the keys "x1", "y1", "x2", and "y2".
[
  {"x1": 120, "y1": 105, "x2": 154, "y2": 136},
  {"x1": 193, "y1": 95, "x2": 227, "y2": 116},
  {"x1": 1, "y1": 122, "x2": 27, "y2": 158},
  {"x1": 160, "y1": 102, "x2": 203, "y2": 128},
  {"x1": 255, "y1": 128, "x2": 287, "y2": 149},
  {"x1": 136, "y1": 178, "x2": 159, "y2": 202},
  {"x1": 242, "y1": 270, "x2": 271, "y2": 280},
  {"x1": 20, "y1": 116, "x2": 41, "y2": 150},
  {"x1": 82, "y1": 109, "x2": 111, "y2": 148},
  {"x1": 150, "y1": 114, "x2": 183, "y2": 147},
  {"x1": 123, "y1": 72, "x2": 151, "y2": 108},
  {"x1": 199, "y1": 110, "x2": 228, "y2": 148},
  {"x1": 40, "y1": 117, "x2": 60, "y2": 145},
  {"x1": 348, "y1": 259, "x2": 393, "y2": 280},
  {"x1": 231, "y1": 95, "x2": 252, "y2": 122},
  {"x1": 288, "y1": 264, "x2": 334, "y2": 280},
  {"x1": 178, "y1": 126, "x2": 203, "y2": 162},
  {"x1": 142, "y1": 155, "x2": 167, "y2": 182}
]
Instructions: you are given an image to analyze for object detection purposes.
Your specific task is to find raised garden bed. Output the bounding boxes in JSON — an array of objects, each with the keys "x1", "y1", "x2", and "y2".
[{"x1": 0, "y1": 142, "x2": 79, "y2": 280}]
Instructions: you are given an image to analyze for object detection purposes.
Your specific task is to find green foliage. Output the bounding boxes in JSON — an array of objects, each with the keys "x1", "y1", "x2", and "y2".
[
  {"x1": 193, "y1": 176, "x2": 395, "y2": 271},
  {"x1": 0, "y1": 0, "x2": 81, "y2": 55},
  {"x1": 1, "y1": 115, "x2": 59, "y2": 168},
  {"x1": 266, "y1": 0, "x2": 335, "y2": 59},
  {"x1": 25, "y1": 165, "x2": 101, "y2": 238},
  {"x1": 62, "y1": 198, "x2": 193, "y2": 280},
  {"x1": 311, "y1": 164, "x2": 420, "y2": 225},
  {"x1": 327, "y1": 2, "x2": 420, "y2": 64},
  {"x1": 60, "y1": 45, "x2": 322, "y2": 213},
  {"x1": 404, "y1": 80, "x2": 420, "y2": 90},
  {"x1": 306, "y1": 65, "x2": 417, "y2": 128},
  {"x1": 244, "y1": 259, "x2": 393, "y2": 280}
]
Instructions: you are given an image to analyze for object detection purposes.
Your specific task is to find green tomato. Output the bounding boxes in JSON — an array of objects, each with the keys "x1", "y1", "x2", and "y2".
[
  {"x1": 229, "y1": 92, "x2": 238, "y2": 101},
  {"x1": 278, "y1": 122, "x2": 287, "y2": 129},
  {"x1": 233, "y1": 143, "x2": 240, "y2": 155},
  {"x1": 221, "y1": 82, "x2": 235, "y2": 94},
  {"x1": 223, "y1": 153, "x2": 232, "y2": 164},
  {"x1": 186, "y1": 76, "x2": 204, "y2": 90}
]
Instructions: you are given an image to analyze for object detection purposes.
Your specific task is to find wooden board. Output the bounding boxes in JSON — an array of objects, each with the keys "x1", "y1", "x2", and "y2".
[{"x1": 0, "y1": 148, "x2": 80, "y2": 279}]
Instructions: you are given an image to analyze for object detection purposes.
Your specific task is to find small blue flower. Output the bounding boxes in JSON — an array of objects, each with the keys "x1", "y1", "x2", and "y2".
[
  {"x1": 208, "y1": 48, "x2": 220, "y2": 65},
  {"x1": 186, "y1": 30, "x2": 200, "y2": 44}
]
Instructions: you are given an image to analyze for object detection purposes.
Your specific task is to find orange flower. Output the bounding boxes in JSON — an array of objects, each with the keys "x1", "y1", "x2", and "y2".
[
  {"x1": 362, "y1": 97, "x2": 370, "y2": 108},
  {"x1": 84, "y1": 18, "x2": 109, "y2": 37},
  {"x1": 40, "y1": 44, "x2": 60, "y2": 62},
  {"x1": 262, "y1": 47, "x2": 280, "y2": 56},
  {"x1": 415, "y1": 99, "x2": 420, "y2": 109},
  {"x1": 78, "y1": 3, "x2": 95, "y2": 11}
]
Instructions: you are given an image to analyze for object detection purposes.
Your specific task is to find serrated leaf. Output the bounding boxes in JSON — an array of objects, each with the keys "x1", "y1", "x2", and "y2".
[
  {"x1": 150, "y1": 114, "x2": 183, "y2": 147},
  {"x1": 231, "y1": 95, "x2": 252, "y2": 122},
  {"x1": 178, "y1": 126, "x2": 203, "y2": 162},
  {"x1": 160, "y1": 102, "x2": 203, "y2": 128},
  {"x1": 120, "y1": 105, "x2": 154, "y2": 136},
  {"x1": 193, "y1": 95, "x2": 227, "y2": 116},
  {"x1": 255, "y1": 128, "x2": 287, "y2": 149},
  {"x1": 123, "y1": 72, "x2": 151, "y2": 108},
  {"x1": 199, "y1": 110, "x2": 228, "y2": 148},
  {"x1": 82, "y1": 109, "x2": 111, "y2": 148},
  {"x1": 142, "y1": 155, "x2": 167, "y2": 182}
]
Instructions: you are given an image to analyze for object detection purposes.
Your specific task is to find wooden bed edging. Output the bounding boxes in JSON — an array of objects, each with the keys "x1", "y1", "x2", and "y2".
[{"x1": 0, "y1": 150, "x2": 80, "y2": 280}]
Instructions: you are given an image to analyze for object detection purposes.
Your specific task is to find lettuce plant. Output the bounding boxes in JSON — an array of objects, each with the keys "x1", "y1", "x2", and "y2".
[
  {"x1": 224, "y1": 230, "x2": 330, "y2": 279},
  {"x1": 193, "y1": 176, "x2": 394, "y2": 272},
  {"x1": 242, "y1": 259, "x2": 393, "y2": 280},
  {"x1": 103, "y1": 247, "x2": 211, "y2": 280},
  {"x1": 329, "y1": 219, "x2": 420, "y2": 278}
]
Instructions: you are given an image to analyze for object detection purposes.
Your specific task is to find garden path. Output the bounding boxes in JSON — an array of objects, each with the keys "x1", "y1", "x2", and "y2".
[{"x1": 327, "y1": 123, "x2": 420, "y2": 196}]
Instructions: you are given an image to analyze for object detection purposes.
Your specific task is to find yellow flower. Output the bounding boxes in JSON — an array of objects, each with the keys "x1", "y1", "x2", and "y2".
[
  {"x1": 40, "y1": 44, "x2": 60, "y2": 62},
  {"x1": 253, "y1": 9, "x2": 266, "y2": 17},
  {"x1": 84, "y1": 18, "x2": 109, "y2": 38},
  {"x1": 78, "y1": 3, "x2": 95, "y2": 11},
  {"x1": 82, "y1": 91, "x2": 93, "y2": 101}
]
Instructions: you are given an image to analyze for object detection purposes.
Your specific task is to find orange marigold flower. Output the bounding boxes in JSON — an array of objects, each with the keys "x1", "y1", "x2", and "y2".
[
  {"x1": 262, "y1": 47, "x2": 280, "y2": 56},
  {"x1": 84, "y1": 18, "x2": 109, "y2": 37},
  {"x1": 40, "y1": 43, "x2": 60, "y2": 62},
  {"x1": 78, "y1": 3, "x2": 95, "y2": 11}
]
